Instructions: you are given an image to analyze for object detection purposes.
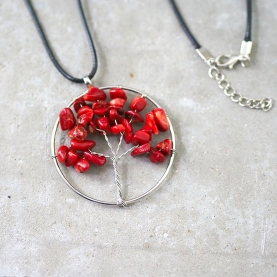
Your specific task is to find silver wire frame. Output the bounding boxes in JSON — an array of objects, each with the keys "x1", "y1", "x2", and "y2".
[{"x1": 51, "y1": 86, "x2": 176, "y2": 206}]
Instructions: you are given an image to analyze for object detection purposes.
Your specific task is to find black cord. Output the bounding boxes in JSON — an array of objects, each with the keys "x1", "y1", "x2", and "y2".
[
  {"x1": 168, "y1": 0, "x2": 253, "y2": 49},
  {"x1": 24, "y1": 0, "x2": 98, "y2": 84},
  {"x1": 245, "y1": 0, "x2": 252, "y2": 41},
  {"x1": 168, "y1": 0, "x2": 200, "y2": 49}
]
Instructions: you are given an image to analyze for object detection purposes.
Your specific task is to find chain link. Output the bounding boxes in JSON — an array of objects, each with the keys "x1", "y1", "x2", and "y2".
[{"x1": 206, "y1": 58, "x2": 273, "y2": 111}]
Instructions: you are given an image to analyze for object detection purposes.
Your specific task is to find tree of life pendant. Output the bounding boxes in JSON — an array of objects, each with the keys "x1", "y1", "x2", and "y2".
[{"x1": 51, "y1": 82, "x2": 176, "y2": 206}]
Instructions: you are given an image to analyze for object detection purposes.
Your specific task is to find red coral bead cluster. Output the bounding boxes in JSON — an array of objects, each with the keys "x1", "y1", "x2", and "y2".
[{"x1": 57, "y1": 86, "x2": 172, "y2": 173}]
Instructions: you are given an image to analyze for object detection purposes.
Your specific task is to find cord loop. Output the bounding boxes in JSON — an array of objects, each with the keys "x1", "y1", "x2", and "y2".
[{"x1": 25, "y1": 0, "x2": 98, "y2": 83}]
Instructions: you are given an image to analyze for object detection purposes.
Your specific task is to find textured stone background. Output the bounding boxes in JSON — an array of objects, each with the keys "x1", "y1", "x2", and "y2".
[{"x1": 1, "y1": 1, "x2": 277, "y2": 276}]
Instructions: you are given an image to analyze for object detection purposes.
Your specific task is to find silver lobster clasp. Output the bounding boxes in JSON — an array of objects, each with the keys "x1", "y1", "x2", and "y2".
[{"x1": 215, "y1": 54, "x2": 250, "y2": 69}]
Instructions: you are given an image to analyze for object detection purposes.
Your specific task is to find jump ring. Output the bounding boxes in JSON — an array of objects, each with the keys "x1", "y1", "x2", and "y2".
[
  {"x1": 208, "y1": 67, "x2": 220, "y2": 79},
  {"x1": 231, "y1": 92, "x2": 242, "y2": 103},
  {"x1": 224, "y1": 86, "x2": 235, "y2": 97},
  {"x1": 218, "y1": 79, "x2": 230, "y2": 90},
  {"x1": 238, "y1": 97, "x2": 248, "y2": 107},
  {"x1": 215, "y1": 72, "x2": 225, "y2": 81}
]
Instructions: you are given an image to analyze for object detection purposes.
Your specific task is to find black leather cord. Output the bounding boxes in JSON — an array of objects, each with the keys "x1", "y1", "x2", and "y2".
[
  {"x1": 244, "y1": 0, "x2": 252, "y2": 41},
  {"x1": 168, "y1": 0, "x2": 253, "y2": 49},
  {"x1": 24, "y1": 0, "x2": 98, "y2": 84},
  {"x1": 168, "y1": 0, "x2": 200, "y2": 49}
]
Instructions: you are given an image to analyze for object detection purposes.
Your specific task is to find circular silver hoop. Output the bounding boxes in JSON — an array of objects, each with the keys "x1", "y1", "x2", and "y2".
[{"x1": 51, "y1": 86, "x2": 176, "y2": 206}]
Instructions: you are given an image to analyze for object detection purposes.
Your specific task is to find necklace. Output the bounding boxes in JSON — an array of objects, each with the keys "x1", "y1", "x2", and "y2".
[
  {"x1": 169, "y1": 0, "x2": 273, "y2": 112},
  {"x1": 25, "y1": 0, "x2": 176, "y2": 206}
]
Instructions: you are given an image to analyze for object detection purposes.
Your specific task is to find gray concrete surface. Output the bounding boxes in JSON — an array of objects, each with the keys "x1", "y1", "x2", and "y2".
[{"x1": 1, "y1": 1, "x2": 277, "y2": 276}]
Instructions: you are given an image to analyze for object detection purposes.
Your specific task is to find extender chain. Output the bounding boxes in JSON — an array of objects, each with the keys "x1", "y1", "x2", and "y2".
[{"x1": 206, "y1": 58, "x2": 273, "y2": 111}]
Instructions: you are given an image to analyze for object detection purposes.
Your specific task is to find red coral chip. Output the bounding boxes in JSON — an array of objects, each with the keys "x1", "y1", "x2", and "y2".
[
  {"x1": 83, "y1": 86, "x2": 106, "y2": 102},
  {"x1": 131, "y1": 142, "x2": 151, "y2": 157},
  {"x1": 93, "y1": 108, "x2": 109, "y2": 117},
  {"x1": 74, "y1": 157, "x2": 90, "y2": 173},
  {"x1": 64, "y1": 149, "x2": 79, "y2": 167},
  {"x1": 122, "y1": 118, "x2": 133, "y2": 134},
  {"x1": 70, "y1": 139, "x2": 96, "y2": 151},
  {"x1": 130, "y1": 96, "x2": 147, "y2": 112},
  {"x1": 84, "y1": 152, "x2": 106, "y2": 166},
  {"x1": 149, "y1": 147, "x2": 166, "y2": 163},
  {"x1": 59, "y1": 108, "x2": 76, "y2": 131},
  {"x1": 78, "y1": 111, "x2": 93, "y2": 126},
  {"x1": 96, "y1": 117, "x2": 110, "y2": 132},
  {"x1": 73, "y1": 97, "x2": 86, "y2": 113},
  {"x1": 109, "y1": 88, "x2": 127, "y2": 100},
  {"x1": 123, "y1": 132, "x2": 133, "y2": 144},
  {"x1": 132, "y1": 130, "x2": 150, "y2": 145},
  {"x1": 92, "y1": 101, "x2": 109, "y2": 110},
  {"x1": 109, "y1": 98, "x2": 126, "y2": 108},
  {"x1": 152, "y1": 108, "x2": 169, "y2": 132},
  {"x1": 145, "y1": 112, "x2": 159, "y2": 135},
  {"x1": 110, "y1": 124, "x2": 125, "y2": 134},
  {"x1": 68, "y1": 125, "x2": 88, "y2": 141},
  {"x1": 125, "y1": 110, "x2": 144, "y2": 123},
  {"x1": 109, "y1": 109, "x2": 123, "y2": 124},
  {"x1": 77, "y1": 106, "x2": 93, "y2": 117},
  {"x1": 57, "y1": 145, "x2": 69, "y2": 163},
  {"x1": 88, "y1": 121, "x2": 97, "y2": 133},
  {"x1": 156, "y1": 139, "x2": 171, "y2": 156}
]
